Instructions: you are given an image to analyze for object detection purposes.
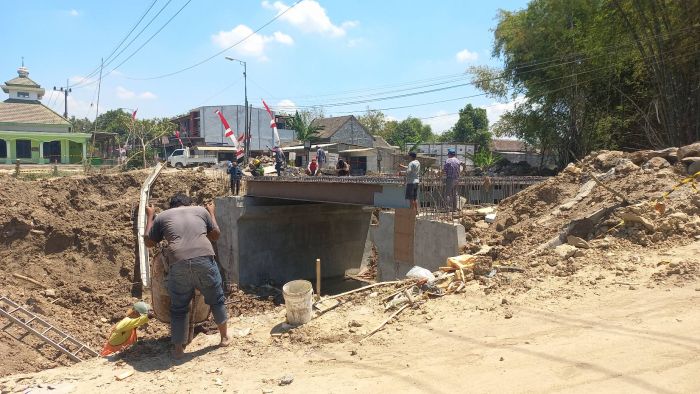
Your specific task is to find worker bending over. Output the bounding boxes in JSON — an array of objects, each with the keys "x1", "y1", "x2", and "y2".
[{"x1": 144, "y1": 194, "x2": 230, "y2": 359}]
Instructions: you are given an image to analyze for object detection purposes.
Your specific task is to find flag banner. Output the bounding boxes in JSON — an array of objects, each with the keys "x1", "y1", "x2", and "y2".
[
  {"x1": 131, "y1": 108, "x2": 138, "y2": 120},
  {"x1": 215, "y1": 109, "x2": 244, "y2": 159},
  {"x1": 261, "y1": 99, "x2": 281, "y2": 147},
  {"x1": 174, "y1": 130, "x2": 184, "y2": 148}
]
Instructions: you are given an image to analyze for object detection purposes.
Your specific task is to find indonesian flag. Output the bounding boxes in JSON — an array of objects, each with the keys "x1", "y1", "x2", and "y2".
[
  {"x1": 215, "y1": 109, "x2": 244, "y2": 159},
  {"x1": 131, "y1": 108, "x2": 138, "y2": 120},
  {"x1": 261, "y1": 99, "x2": 281, "y2": 147},
  {"x1": 174, "y1": 130, "x2": 184, "y2": 148}
]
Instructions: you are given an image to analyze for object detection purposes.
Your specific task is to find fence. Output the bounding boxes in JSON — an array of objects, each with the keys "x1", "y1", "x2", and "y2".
[{"x1": 417, "y1": 174, "x2": 548, "y2": 221}]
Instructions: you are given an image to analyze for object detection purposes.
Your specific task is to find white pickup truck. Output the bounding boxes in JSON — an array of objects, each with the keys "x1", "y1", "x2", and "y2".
[{"x1": 167, "y1": 147, "x2": 218, "y2": 168}]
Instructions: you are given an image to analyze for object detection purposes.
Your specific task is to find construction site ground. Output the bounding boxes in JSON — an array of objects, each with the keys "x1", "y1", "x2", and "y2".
[{"x1": 1, "y1": 147, "x2": 700, "y2": 392}]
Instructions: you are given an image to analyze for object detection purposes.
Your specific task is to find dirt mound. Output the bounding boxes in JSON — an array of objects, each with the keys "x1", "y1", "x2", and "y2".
[
  {"x1": 460, "y1": 146, "x2": 700, "y2": 295},
  {"x1": 0, "y1": 169, "x2": 227, "y2": 376}
]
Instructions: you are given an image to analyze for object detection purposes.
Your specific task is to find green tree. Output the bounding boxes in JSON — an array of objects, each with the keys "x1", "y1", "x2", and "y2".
[
  {"x1": 385, "y1": 117, "x2": 435, "y2": 152},
  {"x1": 125, "y1": 118, "x2": 171, "y2": 169},
  {"x1": 69, "y1": 116, "x2": 93, "y2": 133},
  {"x1": 290, "y1": 111, "x2": 323, "y2": 142},
  {"x1": 95, "y1": 109, "x2": 132, "y2": 137},
  {"x1": 357, "y1": 108, "x2": 386, "y2": 136},
  {"x1": 469, "y1": 0, "x2": 700, "y2": 167},
  {"x1": 449, "y1": 104, "x2": 491, "y2": 149}
]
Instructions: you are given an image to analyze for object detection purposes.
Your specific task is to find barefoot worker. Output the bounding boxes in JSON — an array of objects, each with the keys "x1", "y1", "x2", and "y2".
[{"x1": 144, "y1": 194, "x2": 230, "y2": 358}]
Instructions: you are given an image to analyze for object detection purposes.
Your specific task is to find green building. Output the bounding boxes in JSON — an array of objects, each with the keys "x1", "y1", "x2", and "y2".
[{"x1": 0, "y1": 66, "x2": 90, "y2": 164}]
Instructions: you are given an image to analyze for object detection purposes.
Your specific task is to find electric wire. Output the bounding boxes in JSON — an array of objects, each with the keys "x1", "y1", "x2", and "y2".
[
  {"x1": 73, "y1": 0, "x2": 160, "y2": 85},
  {"x1": 123, "y1": 0, "x2": 305, "y2": 80},
  {"x1": 73, "y1": 0, "x2": 191, "y2": 89}
]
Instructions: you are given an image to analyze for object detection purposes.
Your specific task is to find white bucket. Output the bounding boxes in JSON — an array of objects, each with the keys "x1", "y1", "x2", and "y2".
[{"x1": 283, "y1": 280, "x2": 314, "y2": 326}]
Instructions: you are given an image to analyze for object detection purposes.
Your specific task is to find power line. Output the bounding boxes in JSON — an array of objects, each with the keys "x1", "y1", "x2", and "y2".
[
  {"x1": 257, "y1": 25, "x2": 698, "y2": 106},
  {"x1": 74, "y1": 0, "x2": 191, "y2": 90},
  {"x1": 122, "y1": 0, "x2": 305, "y2": 80},
  {"x1": 271, "y1": 42, "x2": 699, "y2": 113},
  {"x1": 72, "y1": 0, "x2": 176, "y2": 88},
  {"x1": 321, "y1": 47, "x2": 700, "y2": 119},
  {"x1": 195, "y1": 77, "x2": 244, "y2": 107},
  {"x1": 75, "y1": 0, "x2": 160, "y2": 84}
]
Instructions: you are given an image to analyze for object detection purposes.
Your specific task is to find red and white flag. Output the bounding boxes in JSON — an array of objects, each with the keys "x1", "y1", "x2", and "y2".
[
  {"x1": 261, "y1": 99, "x2": 281, "y2": 147},
  {"x1": 174, "y1": 130, "x2": 184, "y2": 148},
  {"x1": 131, "y1": 108, "x2": 138, "y2": 120},
  {"x1": 215, "y1": 109, "x2": 244, "y2": 159}
]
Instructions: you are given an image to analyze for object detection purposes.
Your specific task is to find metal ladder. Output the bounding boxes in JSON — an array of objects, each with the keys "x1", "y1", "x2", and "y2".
[{"x1": 0, "y1": 296, "x2": 98, "y2": 362}]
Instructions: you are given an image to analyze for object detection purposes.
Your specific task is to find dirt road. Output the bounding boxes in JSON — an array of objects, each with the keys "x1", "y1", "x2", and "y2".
[{"x1": 3, "y1": 279, "x2": 698, "y2": 393}]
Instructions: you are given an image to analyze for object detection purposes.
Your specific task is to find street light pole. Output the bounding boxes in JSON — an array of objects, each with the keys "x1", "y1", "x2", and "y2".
[{"x1": 225, "y1": 57, "x2": 248, "y2": 164}]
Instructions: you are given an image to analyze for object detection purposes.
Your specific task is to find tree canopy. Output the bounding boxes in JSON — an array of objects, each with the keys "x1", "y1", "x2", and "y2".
[
  {"x1": 439, "y1": 104, "x2": 491, "y2": 149},
  {"x1": 469, "y1": 0, "x2": 700, "y2": 167},
  {"x1": 289, "y1": 110, "x2": 323, "y2": 142}
]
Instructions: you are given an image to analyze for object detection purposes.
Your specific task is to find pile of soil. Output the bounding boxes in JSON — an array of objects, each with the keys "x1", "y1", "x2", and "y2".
[
  {"x1": 461, "y1": 145, "x2": 700, "y2": 295},
  {"x1": 0, "y1": 169, "x2": 233, "y2": 376}
]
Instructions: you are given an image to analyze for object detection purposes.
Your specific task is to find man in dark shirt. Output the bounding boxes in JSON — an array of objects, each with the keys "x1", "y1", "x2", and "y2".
[
  {"x1": 144, "y1": 194, "x2": 229, "y2": 359},
  {"x1": 227, "y1": 161, "x2": 243, "y2": 195}
]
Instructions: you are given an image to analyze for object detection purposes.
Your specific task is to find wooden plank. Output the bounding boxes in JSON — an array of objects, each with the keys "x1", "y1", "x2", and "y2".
[{"x1": 137, "y1": 162, "x2": 164, "y2": 288}]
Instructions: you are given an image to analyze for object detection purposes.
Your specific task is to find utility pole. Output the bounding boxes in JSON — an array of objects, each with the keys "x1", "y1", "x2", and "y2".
[
  {"x1": 53, "y1": 79, "x2": 72, "y2": 119},
  {"x1": 225, "y1": 57, "x2": 248, "y2": 164},
  {"x1": 243, "y1": 61, "x2": 249, "y2": 164},
  {"x1": 94, "y1": 58, "x2": 103, "y2": 131}
]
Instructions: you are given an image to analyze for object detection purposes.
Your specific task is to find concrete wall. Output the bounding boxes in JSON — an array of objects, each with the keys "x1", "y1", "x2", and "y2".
[
  {"x1": 215, "y1": 196, "x2": 373, "y2": 287},
  {"x1": 371, "y1": 211, "x2": 466, "y2": 281},
  {"x1": 199, "y1": 105, "x2": 294, "y2": 150}
]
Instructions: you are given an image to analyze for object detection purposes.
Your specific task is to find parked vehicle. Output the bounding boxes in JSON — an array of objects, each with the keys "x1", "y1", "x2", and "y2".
[{"x1": 167, "y1": 147, "x2": 218, "y2": 168}]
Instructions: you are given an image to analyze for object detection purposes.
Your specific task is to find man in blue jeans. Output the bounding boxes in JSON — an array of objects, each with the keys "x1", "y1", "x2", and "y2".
[{"x1": 144, "y1": 194, "x2": 230, "y2": 359}]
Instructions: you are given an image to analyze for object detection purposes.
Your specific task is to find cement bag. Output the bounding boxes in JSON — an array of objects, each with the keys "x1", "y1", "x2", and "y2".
[{"x1": 150, "y1": 252, "x2": 210, "y2": 324}]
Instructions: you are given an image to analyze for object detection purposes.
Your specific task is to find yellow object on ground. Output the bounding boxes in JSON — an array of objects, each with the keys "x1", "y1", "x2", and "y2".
[{"x1": 107, "y1": 315, "x2": 149, "y2": 346}]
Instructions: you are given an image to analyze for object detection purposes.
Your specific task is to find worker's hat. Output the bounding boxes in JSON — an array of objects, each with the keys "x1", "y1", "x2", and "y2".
[
  {"x1": 253, "y1": 159, "x2": 261, "y2": 165},
  {"x1": 133, "y1": 301, "x2": 150, "y2": 316},
  {"x1": 447, "y1": 148, "x2": 456, "y2": 155}
]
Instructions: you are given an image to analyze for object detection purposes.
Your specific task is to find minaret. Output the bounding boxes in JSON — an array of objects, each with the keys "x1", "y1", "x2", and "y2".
[{"x1": 1, "y1": 65, "x2": 45, "y2": 101}]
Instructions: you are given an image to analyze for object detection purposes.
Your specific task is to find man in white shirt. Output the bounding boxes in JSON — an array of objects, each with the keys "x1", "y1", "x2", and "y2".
[{"x1": 400, "y1": 151, "x2": 420, "y2": 211}]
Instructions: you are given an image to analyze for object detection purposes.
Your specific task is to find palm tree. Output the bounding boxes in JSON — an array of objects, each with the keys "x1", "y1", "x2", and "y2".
[{"x1": 289, "y1": 111, "x2": 323, "y2": 142}]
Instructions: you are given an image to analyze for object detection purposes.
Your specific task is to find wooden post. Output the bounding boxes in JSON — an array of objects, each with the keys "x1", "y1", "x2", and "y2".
[
  {"x1": 14, "y1": 159, "x2": 20, "y2": 177},
  {"x1": 315, "y1": 258, "x2": 321, "y2": 296}
]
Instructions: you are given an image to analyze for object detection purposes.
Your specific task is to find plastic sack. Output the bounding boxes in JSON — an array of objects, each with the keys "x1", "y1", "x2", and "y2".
[{"x1": 406, "y1": 266, "x2": 435, "y2": 282}]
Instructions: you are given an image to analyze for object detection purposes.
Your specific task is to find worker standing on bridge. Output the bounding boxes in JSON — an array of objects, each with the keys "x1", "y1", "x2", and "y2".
[
  {"x1": 271, "y1": 146, "x2": 285, "y2": 176},
  {"x1": 400, "y1": 151, "x2": 420, "y2": 211},
  {"x1": 316, "y1": 146, "x2": 327, "y2": 168},
  {"x1": 443, "y1": 148, "x2": 462, "y2": 212},
  {"x1": 144, "y1": 195, "x2": 230, "y2": 359},
  {"x1": 227, "y1": 161, "x2": 243, "y2": 195}
]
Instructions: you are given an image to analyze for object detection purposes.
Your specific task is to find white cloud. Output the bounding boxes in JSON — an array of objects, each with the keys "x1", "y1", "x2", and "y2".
[
  {"x1": 212, "y1": 24, "x2": 293, "y2": 61},
  {"x1": 423, "y1": 110, "x2": 459, "y2": 134},
  {"x1": 481, "y1": 96, "x2": 526, "y2": 125},
  {"x1": 456, "y1": 49, "x2": 479, "y2": 63},
  {"x1": 69, "y1": 9, "x2": 79, "y2": 17},
  {"x1": 341, "y1": 20, "x2": 359, "y2": 29},
  {"x1": 263, "y1": 0, "x2": 357, "y2": 37},
  {"x1": 385, "y1": 115, "x2": 398, "y2": 122},
  {"x1": 275, "y1": 99, "x2": 297, "y2": 114},
  {"x1": 44, "y1": 90, "x2": 93, "y2": 119},
  {"x1": 272, "y1": 31, "x2": 294, "y2": 45},
  {"x1": 140, "y1": 91, "x2": 157, "y2": 100},
  {"x1": 116, "y1": 86, "x2": 157, "y2": 100},
  {"x1": 116, "y1": 86, "x2": 135, "y2": 100}
]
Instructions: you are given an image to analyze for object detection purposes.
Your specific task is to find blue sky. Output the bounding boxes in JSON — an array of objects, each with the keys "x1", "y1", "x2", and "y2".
[{"x1": 1, "y1": 0, "x2": 528, "y2": 134}]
